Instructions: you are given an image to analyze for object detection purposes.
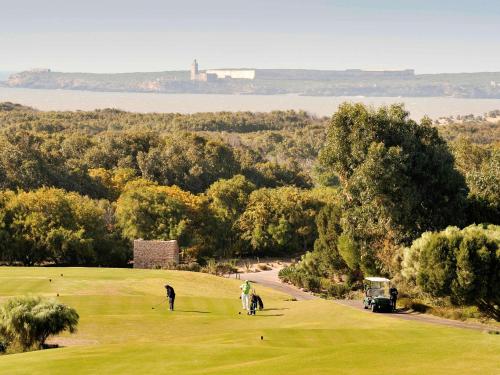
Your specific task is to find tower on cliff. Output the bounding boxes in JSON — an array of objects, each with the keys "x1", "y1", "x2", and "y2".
[{"x1": 190, "y1": 59, "x2": 199, "y2": 80}]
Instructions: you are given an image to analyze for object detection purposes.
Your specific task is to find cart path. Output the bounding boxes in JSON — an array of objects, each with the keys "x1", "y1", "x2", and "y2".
[
  {"x1": 233, "y1": 269, "x2": 499, "y2": 332},
  {"x1": 234, "y1": 268, "x2": 317, "y2": 301}
]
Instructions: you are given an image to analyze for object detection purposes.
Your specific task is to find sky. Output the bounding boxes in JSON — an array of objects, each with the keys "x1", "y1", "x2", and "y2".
[{"x1": 0, "y1": 0, "x2": 499, "y2": 74}]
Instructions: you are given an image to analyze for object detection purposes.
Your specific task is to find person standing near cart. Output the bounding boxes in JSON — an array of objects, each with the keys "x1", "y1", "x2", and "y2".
[
  {"x1": 165, "y1": 284, "x2": 176, "y2": 311},
  {"x1": 389, "y1": 286, "x2": 398, "y2": 312}
]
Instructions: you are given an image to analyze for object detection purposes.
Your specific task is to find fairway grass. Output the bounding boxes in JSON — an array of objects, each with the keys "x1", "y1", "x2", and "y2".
[{"x1": 0, "y1": 267, "x2": 498, "y2": 374}]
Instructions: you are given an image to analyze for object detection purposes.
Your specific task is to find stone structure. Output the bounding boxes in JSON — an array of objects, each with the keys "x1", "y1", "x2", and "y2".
[
  {"x1": 190, "y1": 59, "x2": 216, "y2": 82},
  {"x1": 190, "y1": 59, "x2": 199, "y2": 80},
  {"x1": 133, "y1": 239, "x2": 180, "y2": 269}
]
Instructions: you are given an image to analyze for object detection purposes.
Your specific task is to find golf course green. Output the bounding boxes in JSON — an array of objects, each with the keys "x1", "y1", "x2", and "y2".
[{"x1": 0, "y1": 267, "x2": 498, "y2": 374}]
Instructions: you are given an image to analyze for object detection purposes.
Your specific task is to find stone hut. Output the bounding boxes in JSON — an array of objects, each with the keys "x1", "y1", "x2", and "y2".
[{"x1": 133, "y1": 239, "x2": 180, "y2": 269}]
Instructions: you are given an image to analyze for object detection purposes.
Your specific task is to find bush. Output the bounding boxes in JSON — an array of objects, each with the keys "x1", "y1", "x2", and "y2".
[
  {"x1": 397, "y1": 297, "x2": 484, "y2": 321},
  {"x1": 301, "y1": 275, "x2": 321, "y2": 292},
  {"x1": 0, "y1": 296, "x2": 79, "y2": 352},
  {"x1": 397, "y1": 297, "x2": 430, "y2": 313},
  {"x1": 200, "y1": 259, "x2": 237, "y2": 276},
  {"x1": 279, "y1": 266, "x2": 303, "y2": 284},
  {"x1": 278, "y1": 266, "x2": 296, "y2": 284},
  {"x1": 279, "y1": 265, "x2": 321, "y2": 292},
  {"x1": 258, "y1": 264, "x2": 272, "y2": 271},
  {"x1": 215, "y1": 262, "x2": 238, "y2": 276},
  {"x1": 326, "y1": 283, "x2": 350, "y2": 299},
  {"x1": 173, "y1": 262, "x2": 201, "y2": 272},
  {"x1": 402, "y1": 224, "x2": 500, "y2": 320},
  {"x1": 0, "y1": 337, "x2": 7, "y2": 353}
]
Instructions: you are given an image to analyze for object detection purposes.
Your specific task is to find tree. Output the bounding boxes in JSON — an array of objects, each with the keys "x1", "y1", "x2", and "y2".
[
  {"x1": 0, "y1": 132, "x2": 50, "y2": 191},
  {"x1": 0, "y1": 296, "x2": 79, "y2": 351},
  {"x1": 206, "y1": 175, "x2": 255, "y2": 257},
  {"x1": 115, "y1": 179, "x2": 212, "y2": 258},
  {"x1": 137, "y1": 133, "x2": 240, "y2": 193},
  {"x1": 319, "y1": 103, "x2": 468, "y2": 274},
  {"x1": 452, "y1": 138, "x2": 500, "y2": 224},
  {"x1": 85, "y1": 131, "x2": 159, "y2": 171},
  {"x1": 402, "y1": 224, "x2": 500, "y2": 320},
  {"x1": 311, "y1": 203, "x2": 348, "y2": 276},
  {"x1": 0, "y1": 191, "x2": 12, "y2": 262},
  {"x1": 116, "y1": 180, "x2": 192, "y2": 242},
  {"x1": 88, "y1": 167, "x2": 138, "y2": 200},
  {"x1": 0, "y1": 188, "x2": 127, "y2": 266},
  {"x1": 251, "y1": 161, "x2": 312, "y2": 189},
  {"x1": 237, "y1": 187, "x2": 322, "y2": 255}
]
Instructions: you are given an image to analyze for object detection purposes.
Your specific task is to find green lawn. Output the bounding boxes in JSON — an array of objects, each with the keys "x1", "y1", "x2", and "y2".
[{"x1": 0, "y1": 267, "x2": 498, "y2": 374}]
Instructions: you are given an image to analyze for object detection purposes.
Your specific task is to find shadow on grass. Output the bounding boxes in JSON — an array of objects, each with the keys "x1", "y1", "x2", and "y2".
[
  {"x1": 175, "y1": 310, "x2": 211, "y2": 314},
  {"x1": 255, "y1": 314, "x2": 284, "y2": 317}
]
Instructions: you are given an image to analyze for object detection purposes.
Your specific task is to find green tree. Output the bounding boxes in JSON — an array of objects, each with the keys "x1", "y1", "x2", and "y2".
[
  {"x1": 319, "y1": 103, "x2": 468, "y2": 274},
  {"x1": 0, "y1": 132, "x2": 50, "y2": 191},
  {"x1": 116, "y1": 180, "x2": 191, "y2": 242},
  {"x1": 0, "y1": 296, "x2": 79, "y2": 351},
  {"x1": 402, "y1": 225, "x2": 500, "y2": 320},
  {"x1": 85, "y1": 131, "x2": 159, "y2": 171},
  {"x1": 115, "y1": 179, "x2": 213, "y2": 258},
  {"x1": 311, "y1": 203, "x2": 348, "y2": 276},
  {"x1": 237, "y1": 187, "x2": 322, "y2": 255},
  {"x1": 206, "y1": 175, "x2": 255, "y2": 257},
  {"x1": 452, "y1": 138, "x2": 500, "y2": 224},
  {"x1": 88, "y1": 167, "x2": 138, "y2": 200},
  {"x1": 1, "y1": 188, "x2": 126, "y2": 266},
  {"x1": 138, "y1": 133, "x2": 240, "y2": 193}
]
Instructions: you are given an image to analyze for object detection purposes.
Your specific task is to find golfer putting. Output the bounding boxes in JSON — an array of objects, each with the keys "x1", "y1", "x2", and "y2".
[{"x1": 165, "y1": 284, "x2": 175, "y2": 311}]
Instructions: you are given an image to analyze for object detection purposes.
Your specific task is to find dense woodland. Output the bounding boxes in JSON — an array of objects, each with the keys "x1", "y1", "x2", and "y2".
[{"x1": 0, "y1": 102, "x2": 498, "y2": 318}]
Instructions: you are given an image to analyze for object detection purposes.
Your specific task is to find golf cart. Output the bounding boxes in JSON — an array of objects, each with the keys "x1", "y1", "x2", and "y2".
[{"x1": 363, "y1": 277, "x2": 392, "y2": 313}]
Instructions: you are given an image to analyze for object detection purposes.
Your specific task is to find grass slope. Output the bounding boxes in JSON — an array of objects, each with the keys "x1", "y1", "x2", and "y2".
[{"x1": 0, "y1": 267, "x2": 498, "y2": 375}]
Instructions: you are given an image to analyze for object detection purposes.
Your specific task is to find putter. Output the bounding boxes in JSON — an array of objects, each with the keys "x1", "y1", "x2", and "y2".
[{"x1": 151, "y1": 299, "x2": 165, "y2": 309}]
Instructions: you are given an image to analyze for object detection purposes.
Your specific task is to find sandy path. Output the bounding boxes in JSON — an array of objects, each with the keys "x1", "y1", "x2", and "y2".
[{"x1": 234, "y1": 268, "x2": 316, "y2": 301}]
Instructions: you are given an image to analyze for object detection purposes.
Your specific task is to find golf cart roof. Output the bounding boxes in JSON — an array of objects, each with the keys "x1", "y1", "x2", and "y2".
[{"x1": 365, "y1": 277, "x2": 390, "y2": 282}]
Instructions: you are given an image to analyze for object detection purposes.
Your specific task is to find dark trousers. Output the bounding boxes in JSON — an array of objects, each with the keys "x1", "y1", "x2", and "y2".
[
  {"x1": 249, "y1": 301, "x2": 257, "y2": 315},
  {"x1": 169, "y1": 296, "x2": 175, "y2": 311},
  {"x1": 390, "y1": 297, "x2": 397, "y2": 311}
]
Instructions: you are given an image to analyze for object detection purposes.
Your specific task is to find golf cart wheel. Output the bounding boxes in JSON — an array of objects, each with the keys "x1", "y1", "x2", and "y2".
[{"x1": 364, "y1": 305, "x2": 368, "y2": 310}]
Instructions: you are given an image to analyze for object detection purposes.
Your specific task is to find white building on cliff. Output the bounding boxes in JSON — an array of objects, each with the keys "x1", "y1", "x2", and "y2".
[{"x1": 190, "y1": 60, "x2": 255, "y2": 81}]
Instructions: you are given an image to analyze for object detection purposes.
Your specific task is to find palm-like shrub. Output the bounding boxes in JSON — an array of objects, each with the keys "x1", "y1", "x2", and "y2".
[{"x1": 0, "y1": 296, "x2": 79, "y2": 351}]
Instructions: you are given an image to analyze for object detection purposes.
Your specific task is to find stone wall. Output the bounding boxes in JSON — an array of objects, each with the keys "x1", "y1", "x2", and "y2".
[{"x1": 133, "y1": 239, "x2": 180, "y2": 269}]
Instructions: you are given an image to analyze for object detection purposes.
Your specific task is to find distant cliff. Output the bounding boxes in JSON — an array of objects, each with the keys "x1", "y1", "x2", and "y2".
[{"x1": 6, "y1": 69, "x2": 500, "y2": 98}]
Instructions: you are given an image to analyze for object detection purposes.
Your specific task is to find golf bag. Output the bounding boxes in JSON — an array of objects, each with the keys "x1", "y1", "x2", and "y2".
[
  {"x1": 249, "y1": 295, "x2": 258, "y2": 315},
  {"x1": 256, "y1": 295, "x2": 264, "y2": 310}
]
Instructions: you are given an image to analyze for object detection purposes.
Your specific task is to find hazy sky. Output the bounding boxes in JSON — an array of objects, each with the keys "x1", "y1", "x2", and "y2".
[{"x1": 1, "y1": 0, "x2": 499, "y2": 73}]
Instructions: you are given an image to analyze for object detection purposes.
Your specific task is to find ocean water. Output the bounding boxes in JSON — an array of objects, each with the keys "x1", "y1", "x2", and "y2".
[{"x1": 1, "y1": 87, "x2": 500, "y2": 119}]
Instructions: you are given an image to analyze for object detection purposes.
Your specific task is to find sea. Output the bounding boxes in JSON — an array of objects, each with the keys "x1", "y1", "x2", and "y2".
[{"x1": 2, "y1": 87, "x2": 500, "y2": 120}]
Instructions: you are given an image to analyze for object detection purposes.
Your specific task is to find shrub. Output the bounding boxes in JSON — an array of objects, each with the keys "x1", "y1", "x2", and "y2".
[
  {"x1": 0, "y1": 337, "x2": 8, "y2": 353},
  {"x1": 397, "y1": 297, "x2": 430, "y2": 313},
  {"x1": 172, "y1": 262, "x2": 201, "y2": 272},
  {"x1": 278, "y1": 266, "x2": 296, "y2": 284},
  {"x1": 301, "y1": 275, "x2": 321, "y2": 292},
  {"x1": 401, "y1": 224, "x2": 500, "y2": 320},
  {"x1": 0, "y1": 296, "x2": 79, "y2": 352},
  {"x1": 326, "y1": 283, "x2": 350, "y2": 299},
  {"x1": 258, "y1": 264, "x2": 272, "y2": 271},
  {"x1": 200, "y1": 259, "x2": 237, "y2": 276},
  {"x1": 397, "y1": 297, "x2": 484, "y2": 321},
  {"x1": 215, "y1": 262, "x2": 238, "y2": 276}
]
